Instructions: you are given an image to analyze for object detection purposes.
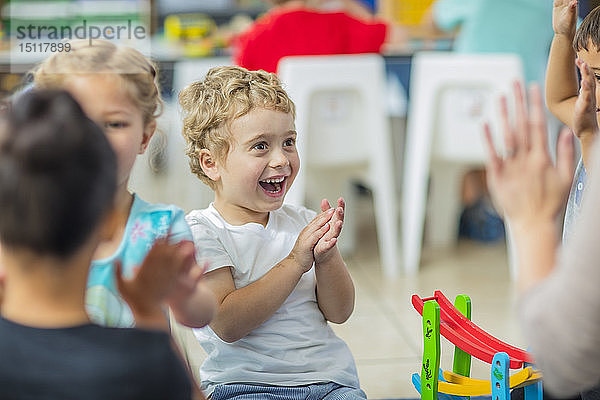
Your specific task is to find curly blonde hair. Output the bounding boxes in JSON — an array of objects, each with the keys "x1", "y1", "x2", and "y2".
[
  {"x1": 32, "y1": 39, "x2": 162, "y2": 126},
  {"x1": 179, "y1": 66, "x2": 295, "y2": 189}
]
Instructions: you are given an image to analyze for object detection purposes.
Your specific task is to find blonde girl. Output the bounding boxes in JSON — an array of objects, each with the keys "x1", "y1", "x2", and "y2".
[{"x1": 32, "y1": 40, "x2": 215, "y2": 328}]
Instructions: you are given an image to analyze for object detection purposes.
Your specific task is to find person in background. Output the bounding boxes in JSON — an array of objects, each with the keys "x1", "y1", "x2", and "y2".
[
  {"x1": 31, "y1": 40, "x2": 216, "y2": 329},
  {"x1": 0, "y1": 89, "x2": 196, "y2": 399},
  {"x1": 423, "y1": 0, "x2": 553, "y2": 84},
  {"x1": 317, "y1": 0, "x2": 374, "y2": 19},
  {"x1": 179, "y1": 66, "x2": 365, "y2": 399},
  {"x1": 233, "y1": 0, "x2": 407, "y2": 73}
]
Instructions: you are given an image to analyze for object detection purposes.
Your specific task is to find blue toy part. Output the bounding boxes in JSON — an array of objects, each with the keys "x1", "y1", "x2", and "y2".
[
  {"x1": 524, "y1": 362, "x2": 543, "y2": 400},
  {"x1": 491, "y1": 352, "x2": 510, "y2": 400}
]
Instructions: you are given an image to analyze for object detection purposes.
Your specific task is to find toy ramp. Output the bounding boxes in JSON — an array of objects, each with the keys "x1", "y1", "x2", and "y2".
[{"x1": 412, "y1": 291, "x2": 533, "y2": 369}]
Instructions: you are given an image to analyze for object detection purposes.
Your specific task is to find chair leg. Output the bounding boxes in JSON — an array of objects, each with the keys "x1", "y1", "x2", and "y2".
[
  {"x1": 371, "y1": 170, "x2": 399, "y2": 277},
  {"x1": 337, "y1": 180, "x2": 358, "y2": 257},
  {"x1": 504, "y1": 221, "x2": 519, "y2": 281},
  {"x1": 427, "y1": 164, "x2": 466, "y2": 248},
  {"x1": 402, "y1": 156, "x2": 429, "y2": 275}
]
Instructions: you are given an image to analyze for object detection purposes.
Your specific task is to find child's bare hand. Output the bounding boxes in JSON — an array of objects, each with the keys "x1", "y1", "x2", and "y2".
[
  {"x1": 288, "y1": 208, "x2": 335, "y2": 272},
  {"x1": 553, "y1": 0, "x2": 578, "y2": 37},
  {"x1": 116, "y1": 239, "x2": 196, "y2": 328},
  {"x1": 167, "y1": 261, "x2": 207, "y2": 308},
  {"x1": 314, "y1": 198, "x2": 345, "y2": 264},
  {"x1": 574, "y1": 58, "x2": 600, "y2": 140}
]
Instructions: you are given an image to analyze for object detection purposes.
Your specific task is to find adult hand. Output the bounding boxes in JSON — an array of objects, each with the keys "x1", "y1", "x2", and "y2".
[{"x1": 484, "y1": 83, "x2": 574, "y2": 231}]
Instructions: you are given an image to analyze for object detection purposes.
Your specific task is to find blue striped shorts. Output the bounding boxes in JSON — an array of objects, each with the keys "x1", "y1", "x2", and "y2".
[{"x1": 209, "y1": 382, "x2": 368, "y2": 400}]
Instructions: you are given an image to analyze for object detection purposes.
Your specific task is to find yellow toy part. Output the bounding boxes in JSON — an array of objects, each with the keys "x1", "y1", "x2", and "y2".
[{"x1": 437, "y1": 367, "x2": 542, "y2": 396}]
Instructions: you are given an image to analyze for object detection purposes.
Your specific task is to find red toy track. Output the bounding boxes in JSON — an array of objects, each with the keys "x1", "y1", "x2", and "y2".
[{"x1": 412, "y1": 291, "x2": 533, "y2": 369}]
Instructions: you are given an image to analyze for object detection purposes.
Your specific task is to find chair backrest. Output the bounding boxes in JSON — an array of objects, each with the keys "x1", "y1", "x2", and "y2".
[
  {"x1": 406, "y1": 52, "x2": 524, "y2": 165},
  {"x1": 277, "y1": 53, "x2": 389, "y2": 205},
  {"x1": 306, "y1": 88, "x2": 367, "y2": 166}
]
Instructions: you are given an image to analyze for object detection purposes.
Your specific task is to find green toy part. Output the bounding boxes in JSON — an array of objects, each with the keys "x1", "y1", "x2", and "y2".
[
  {"x1": 422, "y1": 300, "x2": 441, "y2": 400},
  {"x1": 452, "y1": 295, "x2": 472, "y2": 378}
]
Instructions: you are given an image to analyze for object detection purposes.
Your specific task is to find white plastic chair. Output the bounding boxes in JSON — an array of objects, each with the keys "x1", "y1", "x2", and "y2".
[
  {"x1": 402, "y1": 52, "x2": 524, "y2": 276},
  {"x1": 278, "y1": 54, "x2": 399, "y2": 277}
]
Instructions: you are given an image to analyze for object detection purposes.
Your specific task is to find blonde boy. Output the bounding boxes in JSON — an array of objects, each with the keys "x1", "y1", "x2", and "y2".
[{"x1": 179, "y1": 66, "x2": 366, "y2": 399}]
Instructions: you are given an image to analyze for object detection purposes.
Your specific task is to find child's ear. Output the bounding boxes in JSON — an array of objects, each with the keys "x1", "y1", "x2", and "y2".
[
  {"x1": 199, "y1": 149, "x2": 220, "y2": 181},
  {"x1": 139, "y1": 120, "x2": 157, "y2": 154}
]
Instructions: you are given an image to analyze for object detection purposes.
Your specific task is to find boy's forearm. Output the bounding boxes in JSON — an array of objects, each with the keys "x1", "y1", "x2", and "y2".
[
  {"x1": 209, "y1": 257, "x2": 305, "y2": 343},
  {"x1": 315, "y1": 249, "x2": 355, "y2": 324},
  {"x1": 546, "y1": 33, "x2": 579, "y2": 126}
]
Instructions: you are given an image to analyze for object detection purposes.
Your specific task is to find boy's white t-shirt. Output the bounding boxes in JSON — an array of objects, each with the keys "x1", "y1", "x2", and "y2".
[{"x1": 186, "y1": 203, "x2": 360, "y2": 394}]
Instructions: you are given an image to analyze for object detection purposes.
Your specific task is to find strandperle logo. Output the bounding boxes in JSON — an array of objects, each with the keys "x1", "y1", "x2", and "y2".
[{"x1": 15, "y1": 20, "x2": 147, "y2": 44}]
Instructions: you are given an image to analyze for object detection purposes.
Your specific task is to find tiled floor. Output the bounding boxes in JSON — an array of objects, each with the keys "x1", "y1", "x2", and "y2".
[{"x1": 332, "y1": 217, "x2": 525, "y2": 399}]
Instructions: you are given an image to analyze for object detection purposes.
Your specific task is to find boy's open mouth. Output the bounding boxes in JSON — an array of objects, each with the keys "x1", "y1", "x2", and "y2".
[{"x1": 259, "y1": 176, "x2": 286, "y2": 195}]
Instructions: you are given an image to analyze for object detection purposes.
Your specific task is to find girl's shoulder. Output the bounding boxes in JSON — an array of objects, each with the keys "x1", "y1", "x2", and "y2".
[
  {"x1": 128, "y1": 194, "x2": 190, "y2": 241},
  {"x1": 131, "y1": 194, "x2": 186, "y2": 217}
]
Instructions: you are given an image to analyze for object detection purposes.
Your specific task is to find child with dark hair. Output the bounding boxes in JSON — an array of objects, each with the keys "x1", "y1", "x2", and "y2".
[
  {"x1": 0, "y1": 90, "x2": 196, "y2": 399},
  {"x1": 546, "y1": 1, "x2": 600, "y2": 240}
]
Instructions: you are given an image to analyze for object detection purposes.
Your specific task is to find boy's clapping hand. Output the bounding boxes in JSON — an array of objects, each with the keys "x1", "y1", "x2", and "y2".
[
  {"x1": 314, "y1": 198, "x2": 345, "y2": 264},
  {"x1": 288, "y1": 207, "x2": 336, "y2": 273}
]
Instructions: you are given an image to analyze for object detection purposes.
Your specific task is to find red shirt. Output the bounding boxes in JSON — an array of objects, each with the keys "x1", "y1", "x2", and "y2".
[{"x1": 233, "y1": 9, "x2": 387, "y2": 73}]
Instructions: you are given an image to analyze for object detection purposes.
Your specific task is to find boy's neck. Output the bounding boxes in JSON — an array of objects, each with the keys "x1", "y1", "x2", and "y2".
[
  {"x1": 212, "y1": 198, "x2": 270, "y2": 227},
  {"x1": 1, "y1": 247, "x2": 92, "y2": 328}
]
